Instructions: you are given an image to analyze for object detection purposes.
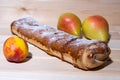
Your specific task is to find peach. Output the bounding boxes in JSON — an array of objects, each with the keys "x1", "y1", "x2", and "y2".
[
  {"x1": 57, "y1": 13, "x2": 82, "y2": 37},
  {"x1": 3, "y1": 36, "x2": 28, "y2": 62}
]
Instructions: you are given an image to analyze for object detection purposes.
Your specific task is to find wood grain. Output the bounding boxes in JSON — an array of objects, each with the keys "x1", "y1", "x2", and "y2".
[{"x1": 0, "y1": 0, "x2": 120, "y2": 80}]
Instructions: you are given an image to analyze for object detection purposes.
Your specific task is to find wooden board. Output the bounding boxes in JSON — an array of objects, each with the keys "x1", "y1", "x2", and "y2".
[{"x1": 0, "y1": 0, "x2": 120, "y2": 80}]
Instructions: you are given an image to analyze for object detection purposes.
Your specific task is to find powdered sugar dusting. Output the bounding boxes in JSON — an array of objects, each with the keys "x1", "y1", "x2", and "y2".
[
  {"x1": 69, "y1": 38, "x2": 98, "y2": 47},
  {"x1": 14, "y1": 17, "x2": 99, "y2": 48},
  {"x1": 40, "y1": 31, "x2": 54, "y2": 38},
  {"x1": 14, "y1": 17, "x2": 57, "y2": 33},
  {"x1": 14, "y1": 17, "x2": 39, "y2": 26}
]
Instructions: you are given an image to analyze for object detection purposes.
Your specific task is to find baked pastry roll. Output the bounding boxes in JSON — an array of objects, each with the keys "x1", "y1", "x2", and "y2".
[{"x1": 11, "y1": 17, "x2": 110, "y2": 70}]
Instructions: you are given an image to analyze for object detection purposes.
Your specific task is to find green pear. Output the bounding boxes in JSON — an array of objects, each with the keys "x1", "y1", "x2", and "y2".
[
  {"x1": 57, "y1": 13, "x2": 82, "y2": 37},
  {"x1": 82, "y1": 15, "x2": 109, "y2": 42}
]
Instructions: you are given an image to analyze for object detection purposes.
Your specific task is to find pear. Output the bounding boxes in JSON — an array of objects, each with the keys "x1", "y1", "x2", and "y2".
[
  {"x1": 82, "y1": 15, "x2": 109, "y2": 42},
  {"x1": 57, "y1": 13, "x2": 82, "y2": 37}
]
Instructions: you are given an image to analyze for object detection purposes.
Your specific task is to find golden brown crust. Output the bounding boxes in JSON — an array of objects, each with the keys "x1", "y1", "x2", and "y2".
[{"x1": 11, "y1": 17, "x2": 110, "y2": 70}]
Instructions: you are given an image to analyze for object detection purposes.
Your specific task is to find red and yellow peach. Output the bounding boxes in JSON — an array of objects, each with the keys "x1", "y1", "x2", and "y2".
[{"x1": 3, "y1": 36, "x2": 28, "y2": 62}]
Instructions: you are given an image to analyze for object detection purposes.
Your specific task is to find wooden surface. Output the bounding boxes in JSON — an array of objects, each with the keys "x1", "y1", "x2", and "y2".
[{"x1": 0, "y1": 0, "x2": 120, "y2": 80}]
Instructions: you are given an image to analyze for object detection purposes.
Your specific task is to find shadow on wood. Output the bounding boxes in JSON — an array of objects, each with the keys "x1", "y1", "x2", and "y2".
[{"x1": 25, "y1": 52, "x2": 32, "y2": 62}]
